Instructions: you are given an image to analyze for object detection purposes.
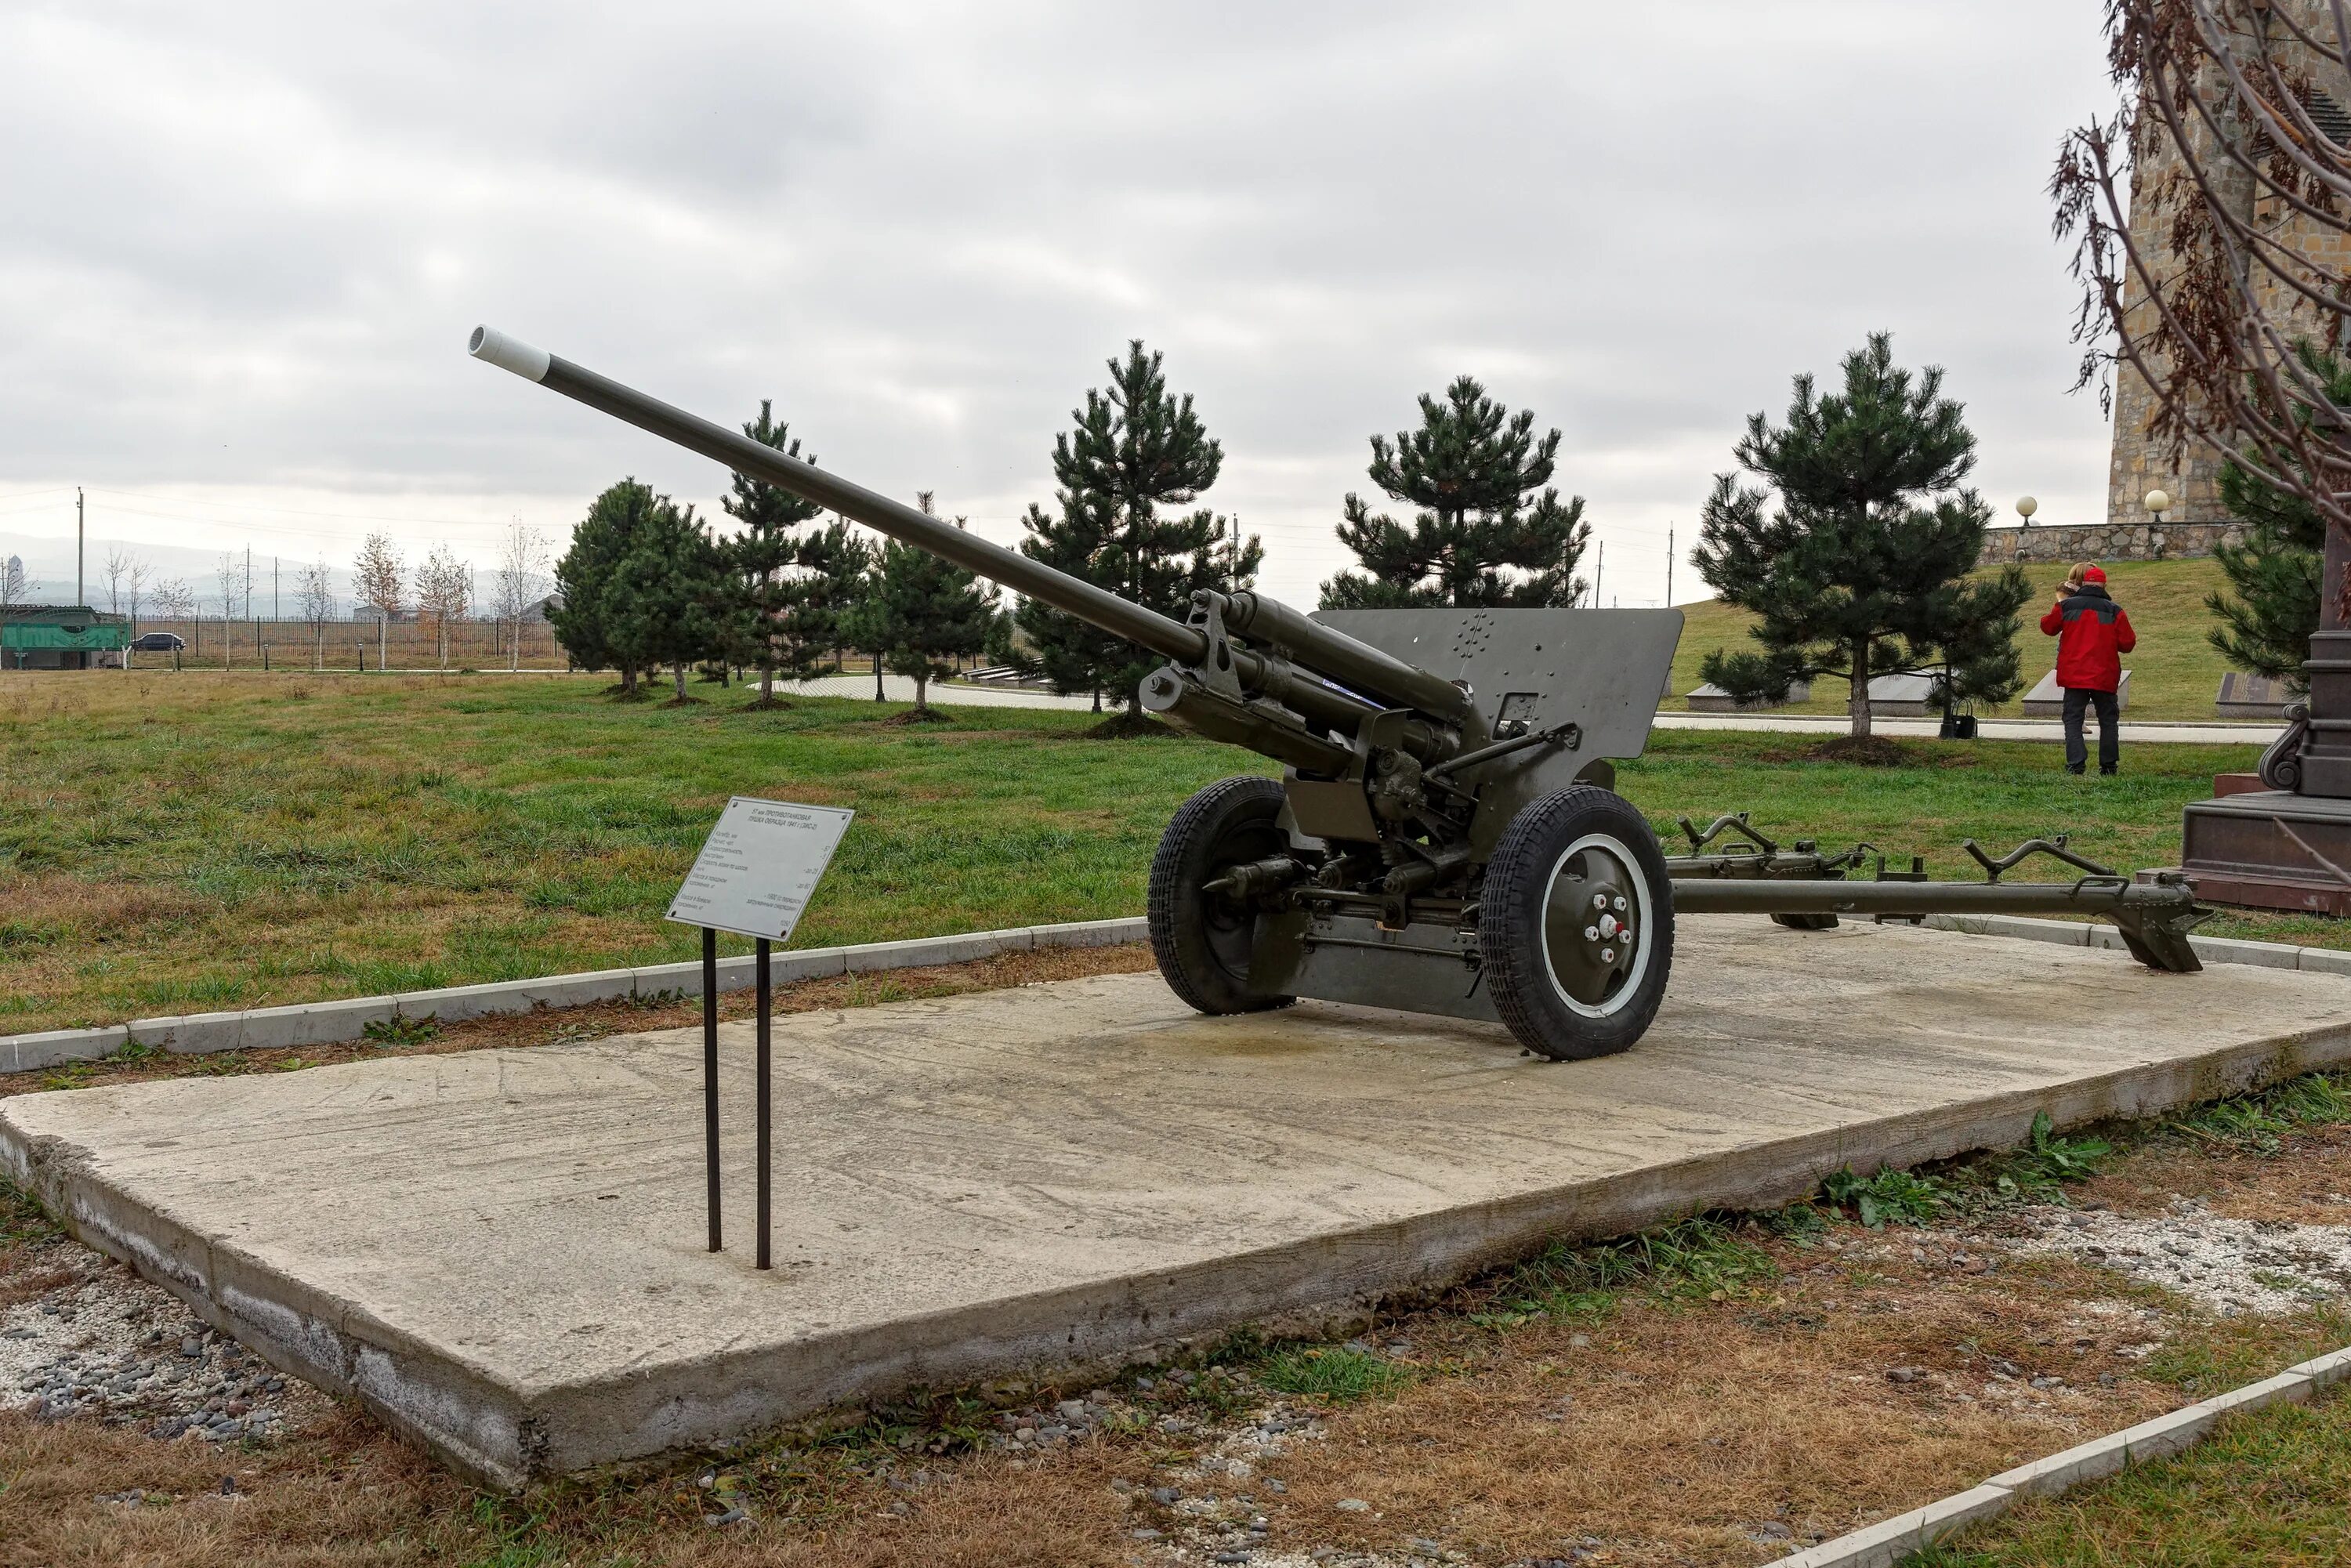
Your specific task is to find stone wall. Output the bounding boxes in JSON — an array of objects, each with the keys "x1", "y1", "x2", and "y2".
[{"x1": 1978, "y1": 520, "x2": 2244, "y2": 567}]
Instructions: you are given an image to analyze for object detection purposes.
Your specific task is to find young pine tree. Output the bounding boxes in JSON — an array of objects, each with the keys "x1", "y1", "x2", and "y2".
[
  {"x1": 720, "y1": 400, "x2": 827, "y2": 708},
  {"x1": 550, "y1": 480, "x2": 663, "y2": 695},
  {"x1": 1318, "y1": 376, "x2": 1588, "y2": 608},
  {"x1": 1691, "y1": 333, "x2": 2030, "y2": 741},
  {"x1": 600, "y1": 490, "x2": 729, "y2": 703},
  {"x1": 1016, "y1": 341, "x2": 1262, "y2": 728},
  {"x1": 2211, "y1": 460, "x2": 2324, "y2": 689},
  {"x1": 781, "y1": 521, "x2": 871, "y2": 696},
  {"x1": 846, "y1": 492, "x2": 1003, "y2": 719},
  {"x1": 2205, "y1": 343, "x2": 2344, "y2": 690}
]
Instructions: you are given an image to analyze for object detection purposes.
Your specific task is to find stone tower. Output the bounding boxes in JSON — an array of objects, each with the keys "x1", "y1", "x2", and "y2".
[{"x1": 2103, "y1": 2, "x2": 2351, "y2": 534}]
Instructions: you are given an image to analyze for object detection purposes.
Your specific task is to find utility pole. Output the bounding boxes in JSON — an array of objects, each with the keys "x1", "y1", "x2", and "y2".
[
  {"x1": 76, "y1": 488, "x2": 85, "y2": 607},
  {"x1": 1666, "y1": 526, "x2": 1674, "y2": 607},
  {"x1": 1592, "y1": 541, "x2": 1603, "y2": 609},
  {"x1": 273, "y1": 556, "x2": 279, "y2": 621}
]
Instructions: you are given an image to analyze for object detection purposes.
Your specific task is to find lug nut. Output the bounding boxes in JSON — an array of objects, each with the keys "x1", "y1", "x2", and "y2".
[
  {"x1": 1584, "y1": 925, "x2": 1599, "y2": 941},
  {"x1": 1600, "y1": 947, "x2": 1616, "y2": 963},
  {"x1": 1592, "y1": 893, "x2": 1607, "y2": 910},
  {"x1": 1613, "y1": 896, "x2": 1627, "y2": 911}
]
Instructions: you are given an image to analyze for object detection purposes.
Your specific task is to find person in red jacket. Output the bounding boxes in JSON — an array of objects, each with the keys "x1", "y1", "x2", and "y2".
[{"x1": 2039, "y1": 562, "x2": 2136, "y2": 775}]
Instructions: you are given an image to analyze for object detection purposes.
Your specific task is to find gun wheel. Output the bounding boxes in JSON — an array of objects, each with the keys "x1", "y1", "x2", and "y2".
[
  {"x1": 1149, "y1": 775, "x2": 1298, "y2": 1016},
  {"x1": 1483, "y1": 786, "x2": 1674, "y2": 1060}
]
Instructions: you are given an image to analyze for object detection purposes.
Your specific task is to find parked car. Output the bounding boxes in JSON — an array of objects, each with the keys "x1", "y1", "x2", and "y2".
[{"x1": 129, "y1": 632, "x2": 186, "y2": 652}]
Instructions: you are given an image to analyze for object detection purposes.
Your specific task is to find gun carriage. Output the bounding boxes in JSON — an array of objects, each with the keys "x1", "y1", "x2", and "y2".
[{"x1": 469, "y1": 326, "x2": 2212, "y2": 1060}]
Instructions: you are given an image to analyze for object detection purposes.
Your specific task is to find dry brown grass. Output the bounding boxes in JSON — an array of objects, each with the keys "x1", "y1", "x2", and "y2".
[{"x1": 1262, "y1": 1253, "x2": 2183, "y2": 1565}]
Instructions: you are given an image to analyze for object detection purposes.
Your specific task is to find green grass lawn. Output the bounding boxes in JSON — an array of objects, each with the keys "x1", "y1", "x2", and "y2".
[
  {"x1": 1672, "y1": 556, "x2": 2256, "y2": 724},
  {"x1": 1909, "y1": 1387, "x2": 2351, "y2": 1566},
  {"x1": 0, "y1": 670, "x2": 2315, "y2": 1034}
]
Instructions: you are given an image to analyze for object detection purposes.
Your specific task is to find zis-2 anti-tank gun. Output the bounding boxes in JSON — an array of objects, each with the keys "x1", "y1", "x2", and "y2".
[{"x1": 469, "y1": 325, "x2": 2211, "y2": 1061}]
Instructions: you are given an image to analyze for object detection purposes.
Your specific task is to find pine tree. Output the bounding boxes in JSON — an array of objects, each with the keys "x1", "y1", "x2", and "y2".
[
  {"x1": 1318, "y1": 376, "x2": 1588, "y2": 608},
  {"x1": 2211, "y1": 462, "x2": 2323, "y2": 689},
  {"x1": 1692, "y1": 333, "x2": 2030, "y2": 741},
  {"x1": 1016, "y1": 341, "x2": 1262, "y2": 728},
  {"x1": 719, "y1": 400, "x2": 826, "y2": 708},
  {"x1": 792, "y1": 521, "x2": 872, "y2": 691},
  {"x1": 605, "y1": 496, "x2": 728, "y2": 704},
  {"x1": 846, "y1": 493, "x2": 1003, "y2": 719},
  {"x1": 2205, "y1": 344, "x2": 2342, "y2": 690},
  {"x1": 550, "y1": 480, "x2": 661, "y2": 695}
]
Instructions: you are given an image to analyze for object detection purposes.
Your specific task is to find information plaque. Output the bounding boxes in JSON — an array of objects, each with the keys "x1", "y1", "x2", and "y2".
[{"x1": 665, "y1": 796, "x2": 854, "y2": 943}]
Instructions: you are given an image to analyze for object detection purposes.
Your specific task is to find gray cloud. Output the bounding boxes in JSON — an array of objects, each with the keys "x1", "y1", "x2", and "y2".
[{"x1": 0, "y1": 1, "x2": 2118, "y2": 606}]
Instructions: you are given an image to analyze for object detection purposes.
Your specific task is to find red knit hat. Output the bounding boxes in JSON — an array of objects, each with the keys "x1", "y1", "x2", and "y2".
[{"x1": 2081, "y1": 565, "x2": 2108, "y2": 585}]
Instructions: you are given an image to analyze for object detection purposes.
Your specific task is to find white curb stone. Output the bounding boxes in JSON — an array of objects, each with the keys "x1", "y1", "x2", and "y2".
[
  {"x1": 2289, "y1": 1345, "x2": 2351, "y2": 1391},
  {"x1": 1922, "y1": 910, "x2": 2343, "y2": 973},
  {"x1": 1772, "y1": 1483, "x2": 2013, "y2": 1568},
  {"x1": 2, "y1": 919, "x2": 1157, "y2": 1076},
  {"x1": 0, "y1": 1025, "x2": 129, "y2": 1074},
  {"x1": 1768, "y1": 1360, "x2": 2335, "y2": 1566}
]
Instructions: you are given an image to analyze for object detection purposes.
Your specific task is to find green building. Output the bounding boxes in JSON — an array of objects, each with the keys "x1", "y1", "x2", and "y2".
[{"x1": 1, "y1": 604, "x2": 129, "y2": 670}]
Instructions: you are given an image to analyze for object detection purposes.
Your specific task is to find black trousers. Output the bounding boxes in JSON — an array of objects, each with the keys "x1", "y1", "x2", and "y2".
[{"x1": 2062, "y1": 686, "x2": 2119, "y2": 773}]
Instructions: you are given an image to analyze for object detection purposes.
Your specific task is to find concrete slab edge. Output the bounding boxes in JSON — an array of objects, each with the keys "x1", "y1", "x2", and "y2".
[
  {"x1": 0, "y1": 918, "x2": 1150, "y2": 1077},
  {"x1": 1763, "y1": 1353, "x2": 2341, "y2": 1567}
]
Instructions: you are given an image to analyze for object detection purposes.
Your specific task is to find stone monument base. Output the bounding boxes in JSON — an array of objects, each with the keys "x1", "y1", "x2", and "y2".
[{"x1": 2160, "y1": 790, "x2": 2351, "y2": 916}]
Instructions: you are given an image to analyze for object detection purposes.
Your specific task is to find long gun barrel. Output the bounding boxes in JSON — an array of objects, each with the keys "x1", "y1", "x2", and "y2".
[{"x1": 466, "y1": 327, "x2": 1466, "y2": 737}]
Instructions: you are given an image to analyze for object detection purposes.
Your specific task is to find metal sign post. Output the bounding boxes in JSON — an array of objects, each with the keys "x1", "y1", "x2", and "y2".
[
  {"x1": 701, "y1": 928, "x2": 719, "y2": 1252},
  {"x1": 666, "y1": 798, "x2": 853, "y2": 1268}
]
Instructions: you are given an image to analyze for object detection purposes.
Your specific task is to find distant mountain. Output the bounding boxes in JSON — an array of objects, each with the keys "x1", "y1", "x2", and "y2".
[{"x1": 0, "y1": 529, "x2": 354, "y2": 616}]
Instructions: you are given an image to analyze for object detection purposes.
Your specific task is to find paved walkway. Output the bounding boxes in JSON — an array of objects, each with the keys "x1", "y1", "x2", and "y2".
[
  {"x1": 110, "y1": 667, "x2": 2284, "y2": 744},
  {"x1": 1650, "y1": 712, "x2": 2281, "y2": 747}
]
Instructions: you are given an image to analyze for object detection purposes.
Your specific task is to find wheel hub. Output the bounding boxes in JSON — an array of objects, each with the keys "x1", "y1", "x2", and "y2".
[{"x1": 1542, "y1": 845, "x2": 1641, "y2": 1008}]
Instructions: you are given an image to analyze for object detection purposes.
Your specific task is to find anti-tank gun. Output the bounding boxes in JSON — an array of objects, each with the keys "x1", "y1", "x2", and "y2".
[{"x1": 469, "y1": 325, "x2": 2212, "y2": 1061}]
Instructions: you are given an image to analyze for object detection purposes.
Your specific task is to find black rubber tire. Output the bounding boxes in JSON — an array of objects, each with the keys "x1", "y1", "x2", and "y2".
[
  {"x1": 1483, "y1": 785, "x2": 1675, "y2": 1060},
  {"x1": 1148, "y1": 776, "x2": 1298, "y2": 1016},
  {"x1": 1772, "y1": 911, "x2": 1841, "y2": 931}
]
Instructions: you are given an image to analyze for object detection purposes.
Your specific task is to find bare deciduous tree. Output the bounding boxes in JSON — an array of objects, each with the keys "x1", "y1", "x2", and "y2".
[
  {"x1": 214, "y1": 552, "x2": 245, "y2": 622},
  {"x1": 1, "y1": 554, "x2": 34, "y2": 615},
  {"x1": 416, "y1": 542, "x2": 472, "y2": 668},
  {"x1": 103, "y1": 546, "x2": 134, "y2": 618},
  {"x1": 2056, "y1": 0, "x2": 2351, "y2": 601},
  {"x1": 353, "y1": 533, "x2": 406, "y2": 621},
  {"x1": 298, "y1": 559, "x2": 335, "y2": 666},
  {"x1": 151, "y1": 578, "x2": 194, "y2": 621},
  {"x1": 492, "y1": 518, "x2": 549, "y2": 671}
]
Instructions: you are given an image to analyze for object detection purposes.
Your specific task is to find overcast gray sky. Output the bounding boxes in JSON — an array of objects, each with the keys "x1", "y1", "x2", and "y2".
[{"x1": 0, "y1": 1, "x2": 2117, "y2": 610}]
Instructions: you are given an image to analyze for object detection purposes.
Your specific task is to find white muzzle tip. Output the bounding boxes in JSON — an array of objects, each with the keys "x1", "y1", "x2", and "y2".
[{"x1": 469, "y1": 324, "x2": 552, "y2": 382}]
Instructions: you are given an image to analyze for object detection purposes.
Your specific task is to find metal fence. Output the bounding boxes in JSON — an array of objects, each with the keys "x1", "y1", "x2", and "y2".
[{"x1": 120, "y1": 617, "x2": 569, "y2": 672}]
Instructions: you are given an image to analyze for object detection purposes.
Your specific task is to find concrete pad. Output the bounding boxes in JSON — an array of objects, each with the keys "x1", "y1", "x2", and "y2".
[{"x1": 6, "y1": 917, "x2": 2350, "y2": 1489}]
